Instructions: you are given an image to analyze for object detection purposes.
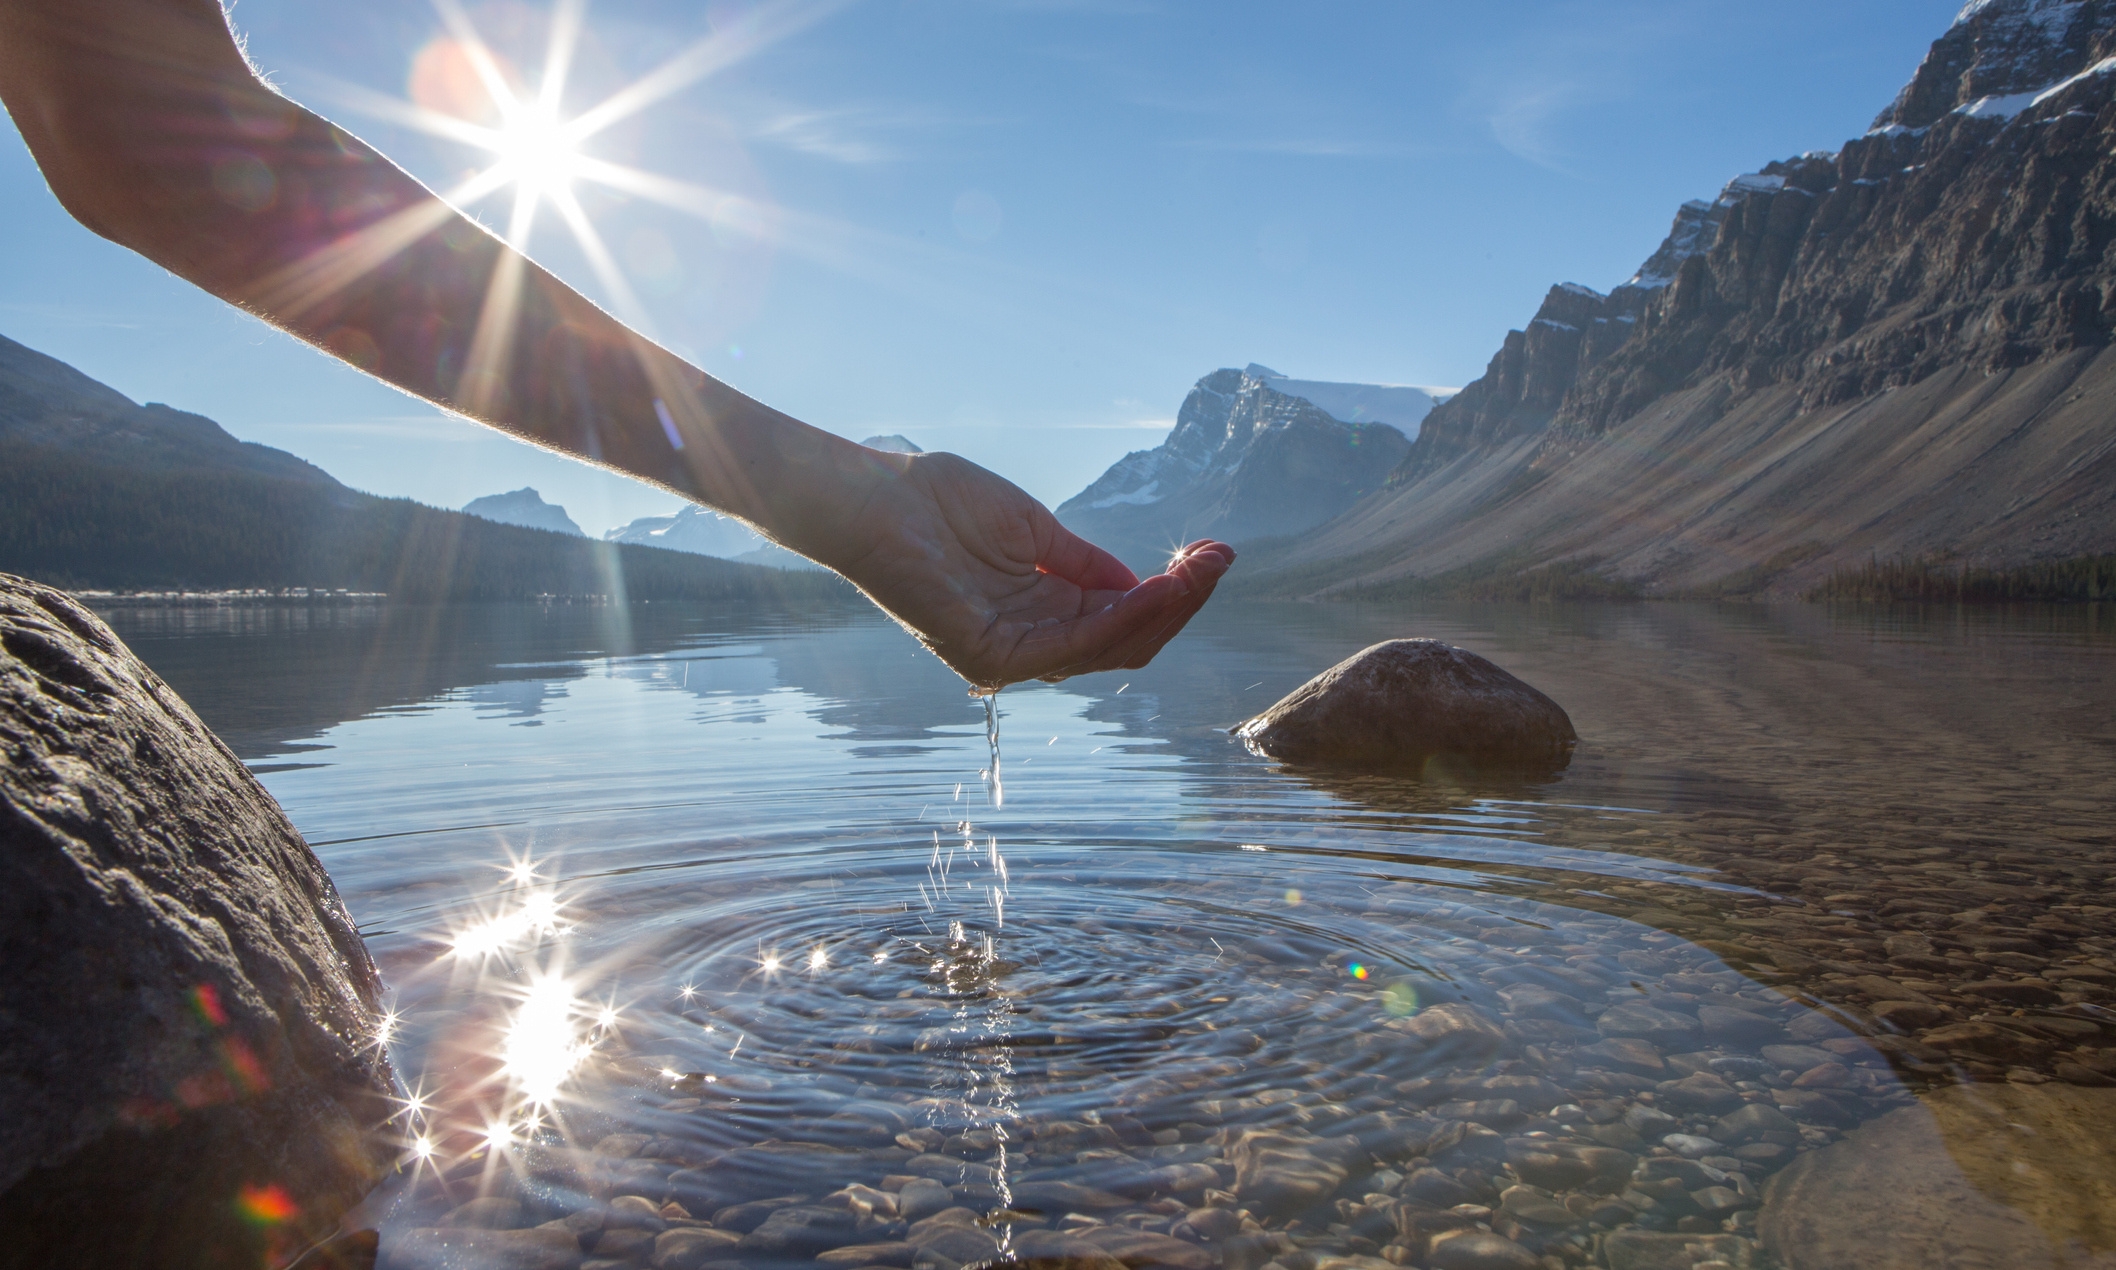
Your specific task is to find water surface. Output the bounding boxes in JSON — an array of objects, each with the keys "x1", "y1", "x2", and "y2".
[{"x1": 102, "y1": 598, "x2": 2116, "y2": 1269}]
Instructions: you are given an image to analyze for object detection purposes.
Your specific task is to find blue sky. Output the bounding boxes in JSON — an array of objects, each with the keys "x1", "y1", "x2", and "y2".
[{"x1": 1, "y1": 0, "x2": 1958, "y2": 535}]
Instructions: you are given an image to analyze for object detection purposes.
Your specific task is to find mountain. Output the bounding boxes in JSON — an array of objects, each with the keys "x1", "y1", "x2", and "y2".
[
  {"x1": 1240, "y1": 0, "x2": 2116, "y2": 599},
  {"x1": 1239, "y1": 365, "x2": 1452, "y2": 439},
  {"x1": 605, "y1": 504, "x2": 767, "y2": 558},
  {"x1": 860, "y1": 434, "x2": 923, "y2": 453},
  {"x1": 462, "y1": 488, "x2": 584, "y2": 536},
  {"x1": 1055, "y1": 367, "x2": 1415, "y2": 573},
  {"x1": 0, "y1": 333, "x2": 850, "y2": 603},
  {"x1": 0, "y1": 332, "x2": 343, "y2": 488}
]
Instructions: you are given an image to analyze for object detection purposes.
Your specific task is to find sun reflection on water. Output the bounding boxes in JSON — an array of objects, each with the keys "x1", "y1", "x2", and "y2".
[
  {"x1": 373, "y1": 698, "x2": 1032, "y2": 1221},
  {"x1": 450, "y1": 887, "x2": 566, "y2": 959},
  {"x1": 502, "y1": 973, "x2": 592, "y2": 1107}
]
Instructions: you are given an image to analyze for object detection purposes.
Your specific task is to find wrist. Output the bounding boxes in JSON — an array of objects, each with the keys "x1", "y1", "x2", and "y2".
[{"x1": 743, "y1": 430, "x2": 913, "y2": 572}]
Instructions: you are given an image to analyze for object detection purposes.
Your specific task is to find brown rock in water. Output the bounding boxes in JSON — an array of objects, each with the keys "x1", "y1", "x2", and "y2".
[
  {"x1": 1401, "y1": 1002, "x2": 1511, "y2": 1062},
  {"x1": 1423, "y1": 1228, "x2": 1541, "y2": 1270},
  {"x1": 1871, "y1": 999, "x2": 1949, "y2": 1031},
  {"x1": 392, "y1": 1227, "x2": 584, "y2": 1270},
  {"x1": 0, "y1": 576, "x2": 396, "y2": 1267},
  {"x1": 1226, "y1": 1127, "x2": 1360, "y2": 1211},
  {"x1": 1760, "y1": 1083, "x2": 2116, "y2": 1268},
  {"x1": 1233, "y1": 640, "x2": 1576, "y2": 769},
  {"x1": 1074, "y1": 1225, "x2": 1217, "y2": 1270}
]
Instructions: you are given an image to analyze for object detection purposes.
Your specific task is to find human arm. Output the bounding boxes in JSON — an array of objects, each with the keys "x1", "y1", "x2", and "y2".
[{"x1": 0, "y1": 0, "x2": 1231, "y2": 689}]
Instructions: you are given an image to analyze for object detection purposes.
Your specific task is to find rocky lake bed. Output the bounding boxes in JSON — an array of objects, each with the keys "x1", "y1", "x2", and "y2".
[{"x1": 70, "y1": 598, "x2": 2115, "y2": 1270}]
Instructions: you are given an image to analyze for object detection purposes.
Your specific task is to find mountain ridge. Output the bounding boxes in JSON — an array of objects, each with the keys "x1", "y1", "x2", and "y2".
[
  {"x1": 462, "y1": 488, "x2": 586, "y2": 537},
  {"x1": 0, "y1": 333, "x2": 849, "y2": 602},
  {"x1": 0, "y1": 332, "x2": 344, "y2": 490},
  {"x1": 1238, "y1": 0, "x2": 2116, "y2": 599}
]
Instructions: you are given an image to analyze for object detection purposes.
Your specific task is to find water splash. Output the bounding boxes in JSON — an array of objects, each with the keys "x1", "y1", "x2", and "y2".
[{"x1": 981, "y1": 694, "x2": 1004, "y2": 809}]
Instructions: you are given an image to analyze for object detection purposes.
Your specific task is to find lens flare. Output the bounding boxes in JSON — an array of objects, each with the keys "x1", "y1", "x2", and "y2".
[
  {"x1": 1349, "y1": 963, "x2": 1368, "y2": 980},
  {"x1": 236, "y1": 1183, "x2": 299, "y2": 1227}
]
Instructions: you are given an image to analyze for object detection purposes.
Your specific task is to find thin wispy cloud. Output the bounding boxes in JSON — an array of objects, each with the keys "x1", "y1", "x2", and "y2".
[
  {"x1": 0, "y1": 303, "x2": 146, "y2": 330},
  {"x1": 269, "y1": 415, "x2": 477, "y2": 439},
  {"x1": 753, "y1": 110, "x2": 899, "y2": 163},
  {"x1": 1171, "y1": 136, "x2": 1433, "y2": 159},
  {"x1": 1486, "y1": 83, "x2": 1600, "y2": 175},
  {"x1": 741, "y1": 103, "x2": 987, "y2": 164},
  {"x1": 1462, "y1": 0, "x2": 1733, "y2": 175},
  {"x1": 985, "y1": 0, "x2": 1162, "y2": 13}
]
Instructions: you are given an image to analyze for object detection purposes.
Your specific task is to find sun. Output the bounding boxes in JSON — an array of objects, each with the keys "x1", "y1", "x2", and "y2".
[
  {"x1": 269, "y1": 0, "x2": 890, "y2": 408},
  {"x1": 491, "y1": 102, "x2": 580, "y2": 199},
  {"x1": 315, "y1": 0, "x2": 833, "y2": 302}
]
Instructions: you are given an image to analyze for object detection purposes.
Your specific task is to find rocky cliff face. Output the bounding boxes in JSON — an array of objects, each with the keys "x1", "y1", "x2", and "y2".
[
  {"x1": 1876, "y1": 0, "x2": 2116, "y2": 130},
  {"x1": 1057, "y1": 368, "x2": 1413, "y2": 573},
  {"x1": 1256, "y1": 0, "x2": 2116, "y2": 596}
]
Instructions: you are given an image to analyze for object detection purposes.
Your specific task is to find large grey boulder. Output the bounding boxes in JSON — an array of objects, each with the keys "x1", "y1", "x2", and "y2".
[
  {"x1": 1233, "y1": 639, "x2": 1576, "y2": 769},
  {"x1": 1760, "y1": 1082, "x2": 2116, "y2": 1269},
  {"x1": 0, "y1": 574, "x2": 396, "y2": 1267}
]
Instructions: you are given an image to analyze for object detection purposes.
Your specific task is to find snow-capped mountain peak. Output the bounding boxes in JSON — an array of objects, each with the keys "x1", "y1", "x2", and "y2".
[
  {"x1": 1054, "y1": 365, "x2": 1417, "y2": 572},
  {"x1": 1882, "y1": 0, "x2": 2116, "y2": 129},
  {"x1": 1237, "y1": 365, "x2": 1455, "y2": 439},
  {"x1": 603, "y1": 504, "x2": 765, "y2": 559}
]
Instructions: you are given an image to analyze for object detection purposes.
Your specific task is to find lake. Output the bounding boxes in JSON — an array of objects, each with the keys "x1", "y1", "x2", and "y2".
[{"x1": 98, "y1": 596, "x2": 2116, "y2": 1270}]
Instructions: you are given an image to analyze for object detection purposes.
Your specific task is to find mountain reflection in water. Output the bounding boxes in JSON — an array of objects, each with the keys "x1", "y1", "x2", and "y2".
[{"x1": 96, "y1": 598, "x2": 2116, "y2": 1269}]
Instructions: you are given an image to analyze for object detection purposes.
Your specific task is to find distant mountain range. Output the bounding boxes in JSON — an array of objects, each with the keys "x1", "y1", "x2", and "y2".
[
  {"x1": 0, "y1": 333, "x2": 848, "y2": 602},
  {"x1": 605, "y1": 504, "x2": 766, "y2": 558},
  {"x1": 1055, "y1": 367, "x2": 1420, "y2": 574},
  {"x1": 1200, "y1": 0, "x2": 2116, "y2": 598},
  {"x1": 462, "y1": 489, "x2": 584, "y2": 537}
]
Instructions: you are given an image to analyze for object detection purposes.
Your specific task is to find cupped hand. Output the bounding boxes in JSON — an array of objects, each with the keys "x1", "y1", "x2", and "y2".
[{"x1": 818, "y1": 451, "x2": 1233, "y2": 692}]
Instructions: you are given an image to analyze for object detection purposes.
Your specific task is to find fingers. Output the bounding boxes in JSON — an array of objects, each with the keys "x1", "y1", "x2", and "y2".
[
  {"x1": 1099, "y1": 541, "x2": 1234, "y2": 671},
  {"x1": 1007, "y1": 571, "x2": 1189, "y2": 683},
  {"x1": 1035, "y1": 541, "x2": 1236, "y2": 680},
  {"x1": 1036, "y1": 518, "x2": 1140, "y2": 593},
  {"x1": 1168, "y1": 539, "x2": 1233, "y2": 573},
  {"x1": 975, "y1": 538, "x2": 1236, "y2": 688},
  {"x1": 1120, "y1": 541, "x2": 1233, "y2": 666}
]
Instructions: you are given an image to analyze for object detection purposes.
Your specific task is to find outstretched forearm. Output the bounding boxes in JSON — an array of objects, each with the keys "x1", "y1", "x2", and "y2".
[
  {"x1": 0, "y1": 0, "x2": 1237, "y2": 688},
  {"x1": 0, "y1": 0, "x2": 884, "y2": 561}
]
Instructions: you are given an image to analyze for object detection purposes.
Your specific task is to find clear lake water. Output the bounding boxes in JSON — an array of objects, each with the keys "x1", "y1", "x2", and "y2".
[{"x1": 96, "y1": 597, "x2": 2116, "y2": 1270}]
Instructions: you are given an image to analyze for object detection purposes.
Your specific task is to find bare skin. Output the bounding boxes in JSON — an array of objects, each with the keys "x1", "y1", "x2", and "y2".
[{"x1": 0, "y1": 0, "x2": 1232, "y2": 691}]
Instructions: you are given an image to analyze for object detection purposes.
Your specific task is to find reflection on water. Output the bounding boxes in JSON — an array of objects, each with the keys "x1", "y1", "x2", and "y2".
[{"x1": 98, "y1": 598, "x2": 2116, "y2": 1270}]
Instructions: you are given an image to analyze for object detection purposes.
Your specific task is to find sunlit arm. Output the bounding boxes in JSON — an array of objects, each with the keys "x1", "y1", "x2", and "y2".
[{"x1": 0, "y1": 0, "x2": 1232, "y2": 689}]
